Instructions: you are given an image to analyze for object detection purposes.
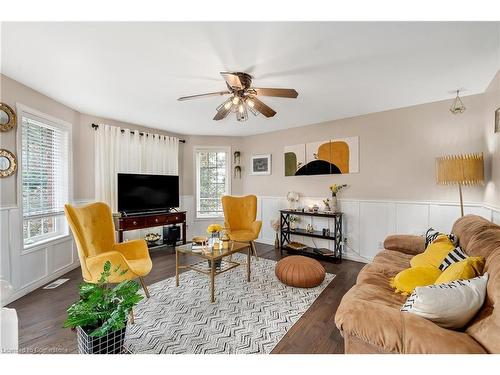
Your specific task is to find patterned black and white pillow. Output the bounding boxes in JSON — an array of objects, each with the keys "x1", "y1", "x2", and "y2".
[
  {"x1": 400, "y1": 274, "x2": 488, "y2": 329},
  {"x1": 424, "y1": 228, "x2": 458, "y2": 248},
  {"x1": 438, "y1": 247, "x2": 468, "y2": 271}
]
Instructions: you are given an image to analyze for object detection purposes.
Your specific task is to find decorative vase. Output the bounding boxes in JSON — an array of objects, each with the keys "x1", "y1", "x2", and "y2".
[
  {"x1": 331, "y1": 196, "x2": 339, "y2": 213},
  {"x1": 274, "y1": 232, "x2": 279, "y2": 249},
  {"x1": 207, "y1": 232, "x2": 222, "y2": 269},
  {"x1": 290, "y1": 221, "x2": 297, "y2": 230}
]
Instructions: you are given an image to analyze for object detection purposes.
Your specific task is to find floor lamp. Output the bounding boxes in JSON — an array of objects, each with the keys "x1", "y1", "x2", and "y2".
[{"x1": 436, "y1": 153, "x2": 484, "y2": 217}]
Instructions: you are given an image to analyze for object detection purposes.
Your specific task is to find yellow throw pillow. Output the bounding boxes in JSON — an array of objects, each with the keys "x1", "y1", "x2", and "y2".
[
  {"x1": 410, "y1": 234, "x2": 455, "y2": 269},
  {"x1": 435, "y1": 257, "x2": 485, "y2": 284},
  {"x1": 390, "y1": 266, "x2": 442, "y2": 295},
  {"x1": 410, "y1": 253, "x2": 436, "y2": 268}
]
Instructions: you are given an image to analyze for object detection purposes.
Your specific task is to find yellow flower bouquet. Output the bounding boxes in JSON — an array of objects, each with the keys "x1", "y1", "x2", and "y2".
[
  {"x1": 329, "y1": 184, "x2": 348, "y2": 197},
  {"x1": 207, "y1": 224, "x2": 224, "y2": 234}
]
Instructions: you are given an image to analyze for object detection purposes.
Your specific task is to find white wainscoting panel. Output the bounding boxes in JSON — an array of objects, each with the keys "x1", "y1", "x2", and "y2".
[
  {"x1": 395, "y1": 203, "x2": 429, "y2": 235},
  {"x1": 255, "y1": 196, "x2": 499, "y2": 264},
  {"x1": 19, "y1": 250, "x2": 47, "y2": 288},
  {"x1": 0, "y1": 209, "x2": 11, "y2": 284},
  {"x1": 359, "y1": 202, "x2": 397, "y2": 260},
  {"x1": 1, "y1": 203, "x2": 82, "y2": 306},
  {"x1": 493, "y1": 209, "x2": 500, "y2": 225}
]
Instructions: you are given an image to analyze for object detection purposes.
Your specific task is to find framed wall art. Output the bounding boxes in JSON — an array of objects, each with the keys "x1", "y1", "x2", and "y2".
[{"x1": 251, "y1": 154, "x2": 271, "y2": 175}]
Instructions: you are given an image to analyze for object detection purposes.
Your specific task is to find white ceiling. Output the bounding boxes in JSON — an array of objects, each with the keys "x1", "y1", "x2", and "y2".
[{"x1": 2, "y1": 22, "x2": 499, "y2": 136}]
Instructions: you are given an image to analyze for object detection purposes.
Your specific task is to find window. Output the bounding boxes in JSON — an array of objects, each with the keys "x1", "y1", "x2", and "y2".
[
  {"x1": 195, "y1": 147, "x2": 231, "y2": 218},
  {"x1": 21, "y1": 109, "x2": 71, "y2": 247}
]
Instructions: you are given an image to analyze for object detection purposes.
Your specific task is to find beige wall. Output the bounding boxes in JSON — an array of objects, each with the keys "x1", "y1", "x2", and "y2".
[
  {"x1": 483, "y1": 70, "x2": 500, "y2": 207},
  {"x1": 0, "y1": 74, "x2": 183, "y2": 207},
  {"x1": 239, "y1": 93, "x2": 490, "y2": 204},
  {"x1": 181, "y1": 135, "x2": 244, "y2": 196}
]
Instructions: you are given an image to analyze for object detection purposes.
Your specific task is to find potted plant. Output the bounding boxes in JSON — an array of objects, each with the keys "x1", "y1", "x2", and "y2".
[{"x1": 64, "y1": 261, "x2": 143, "y2": 354}]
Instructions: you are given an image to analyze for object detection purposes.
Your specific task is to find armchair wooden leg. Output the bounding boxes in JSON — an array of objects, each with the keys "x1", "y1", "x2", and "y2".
[
  {"x1": 129, "y1": 309, "x2": 135, "y2": 325},
  {"x1": 139, "y1": 277, "x2": 150, "y2": 298},
  {"x1": 250, "y1": 241, "x2": 258, "y2": 261}
]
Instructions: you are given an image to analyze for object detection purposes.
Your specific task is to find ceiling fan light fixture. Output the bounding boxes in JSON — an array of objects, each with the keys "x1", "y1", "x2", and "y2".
[
  {"x1": 237, "y1": 104, "x2": 248, "y2": 122},
  {"x1": 181, "y1": 71, "x2": 297, "y2": 122},
  {"x1": 450, "y1": 90, "x2": 466, "y2": 114}
]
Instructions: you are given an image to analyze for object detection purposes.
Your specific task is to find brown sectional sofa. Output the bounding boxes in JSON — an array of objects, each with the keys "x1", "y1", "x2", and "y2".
[{"x1": 335, "y1": 215, "x2": 500, "y2": 354}]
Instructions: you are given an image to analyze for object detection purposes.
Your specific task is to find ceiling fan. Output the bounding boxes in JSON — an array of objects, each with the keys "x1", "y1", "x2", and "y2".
[{"x1": 177, "y1": 72, "x2": 298, "y2": 122}]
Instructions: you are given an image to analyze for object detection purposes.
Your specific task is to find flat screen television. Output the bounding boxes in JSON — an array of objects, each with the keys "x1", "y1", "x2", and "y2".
[{"x1": 117, "y1": 173, "x2": 179, "y2": 214}]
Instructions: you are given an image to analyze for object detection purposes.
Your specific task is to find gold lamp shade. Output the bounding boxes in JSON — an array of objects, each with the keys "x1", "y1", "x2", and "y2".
[{"x1": 436, "y1": 153, "x2": 484, "y2": 216}]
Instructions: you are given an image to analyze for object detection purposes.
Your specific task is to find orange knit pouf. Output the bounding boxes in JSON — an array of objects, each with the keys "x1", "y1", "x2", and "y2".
[{"x1": 275, "y1": 255, "x2": 326, "y2": 288}]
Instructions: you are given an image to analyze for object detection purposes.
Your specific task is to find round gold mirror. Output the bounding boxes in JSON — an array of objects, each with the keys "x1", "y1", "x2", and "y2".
[
  {"x1": 0, "y1": 149, "x2": 17, "y2": 177},
  {"x1": 0, "y1": 103, "x2": 17, "y2": 132}
]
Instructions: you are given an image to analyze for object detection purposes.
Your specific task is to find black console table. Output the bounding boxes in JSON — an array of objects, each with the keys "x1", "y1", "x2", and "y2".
[
  {"x1": 114, "y1": 211, "x2": 187, "y2": 249},
  {"x1": 280, "y1": 209, "x2": 343, "y2": 262}
]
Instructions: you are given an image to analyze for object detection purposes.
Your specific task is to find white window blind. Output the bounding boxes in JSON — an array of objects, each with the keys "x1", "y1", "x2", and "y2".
[
  {"x1": 195, "y1": 148, "x2": 230, "y2": 218},
  {"x1": 21, "y1": 113, "x2": 70, "y2": 246}
]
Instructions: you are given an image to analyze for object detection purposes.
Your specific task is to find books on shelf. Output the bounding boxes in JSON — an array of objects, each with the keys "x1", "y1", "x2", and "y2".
[{"x1": 313, "y1": 248, "x2": 335, "y2": 257}]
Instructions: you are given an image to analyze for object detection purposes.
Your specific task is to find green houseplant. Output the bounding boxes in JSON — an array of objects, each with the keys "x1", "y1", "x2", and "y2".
[{"x1": 64, "y1": 261, "x2": 144, "y2": 354}]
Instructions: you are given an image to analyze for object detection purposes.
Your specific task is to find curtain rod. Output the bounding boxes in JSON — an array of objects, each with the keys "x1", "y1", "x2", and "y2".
[{"x1": 91, "y1": 123, "x2": 186, "y2": 143}]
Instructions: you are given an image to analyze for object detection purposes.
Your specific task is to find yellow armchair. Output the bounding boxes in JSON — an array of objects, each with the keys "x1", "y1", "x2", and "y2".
[
  {"x1": 221, "y1": 195, "x2": 262, "y2": 259},
  {"x1": 64, "y1": 202, "x2": 152, "y2": 297}
]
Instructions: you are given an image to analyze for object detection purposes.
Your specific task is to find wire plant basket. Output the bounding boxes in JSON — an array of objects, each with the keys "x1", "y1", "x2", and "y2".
[{"x1": 76, "y1": 325, "x2": 126, "y2": 354}]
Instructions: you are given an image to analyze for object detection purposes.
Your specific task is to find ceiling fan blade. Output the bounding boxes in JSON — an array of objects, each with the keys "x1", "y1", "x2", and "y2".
[
  {"x1": 213, "y1": 104, "x2": 232, "y2": 121},
  {"x1": 252, "y1": 88, "x2": 298, "y2": 98},
  {"x1": 220, "y1": 72, "x2": 243, "y2": 90},
  {"x1": 177, "y1": 91, "x2": 230, "y2": 101},
  {"x1": 248, "y1": 96, "x2": 276, "y2": 118}
]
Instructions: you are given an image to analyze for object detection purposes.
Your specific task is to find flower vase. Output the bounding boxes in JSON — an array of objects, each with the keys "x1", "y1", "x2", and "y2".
[
  {"x1": 208, "y1": 232, "x2": 222, "y2": 269},
  {"x1": 331, "y1": 196, "x2": 339, "y2": 213}
]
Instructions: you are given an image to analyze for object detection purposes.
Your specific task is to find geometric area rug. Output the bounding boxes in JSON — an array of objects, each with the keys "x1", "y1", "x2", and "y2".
[{"x1": 124, "y1": 254, "x2": 335, "y2": 354}]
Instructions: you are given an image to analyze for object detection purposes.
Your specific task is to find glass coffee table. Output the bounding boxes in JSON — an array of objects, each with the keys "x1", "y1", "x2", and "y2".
[{"x1": 175, "y1": 241, "x2": 251, "y2": 302}]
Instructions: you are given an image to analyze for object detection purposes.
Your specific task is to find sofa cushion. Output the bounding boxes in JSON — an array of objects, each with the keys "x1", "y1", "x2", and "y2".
[
  {"x1": 465, "y1": 227, "x2": 500, "y2": 260},
  {"x1": 357, "y1": 263, "x2": 405, "y2": 291},
  {"x1": 465, "y1": 251, "x2": 500, "y2": 353},
  {"x1": 451, "y1": 215, "x2": 497, "y2": 253},
  {"x1": 335, "y1": 284, "x2": 487, "y2": 353},
  {"x1": 372, "y1": 249, "x2": 413, "y2": 270},
  {"x1": 383, "y1": 234, "x2": 425, "y2": 255}
]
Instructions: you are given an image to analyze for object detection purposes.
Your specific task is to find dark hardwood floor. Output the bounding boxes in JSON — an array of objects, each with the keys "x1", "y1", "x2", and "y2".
[{"x1": 7, "y1": 243, "x2": 364, "y2": 354}]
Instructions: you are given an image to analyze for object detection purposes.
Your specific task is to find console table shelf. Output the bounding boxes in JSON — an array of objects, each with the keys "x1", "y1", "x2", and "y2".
[{"x1": 280, "y1": 209, "x2": 343, "y2": 263}]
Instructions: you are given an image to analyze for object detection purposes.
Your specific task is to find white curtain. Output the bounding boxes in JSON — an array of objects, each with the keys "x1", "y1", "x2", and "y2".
[{"x1": 95, "y1": 124, "x2": 179, "y2": 212}]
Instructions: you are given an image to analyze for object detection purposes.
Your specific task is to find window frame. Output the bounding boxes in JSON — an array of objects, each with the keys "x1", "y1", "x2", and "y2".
[
  {"x1": 16, "y1": 103, "x2": 73, "y2": 250},
  {"x1": 194, "y1": 145, "x2": 231, "y2": 220}
]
